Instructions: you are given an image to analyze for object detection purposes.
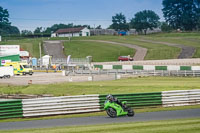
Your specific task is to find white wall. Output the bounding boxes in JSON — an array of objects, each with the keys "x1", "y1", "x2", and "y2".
[
  {"x1": 168, "y1": 65, "x2": 180, "y2": 71},
  {"x1": 58, "y1": 33, "x2": 80, "y2": 37},
  {"x1": 103, "y1": 65, "x2": 113, "y2": 70},
  {"x1": 122, "y1": 65, "x2": 132, "y2": 70},
  {"x1": 143, "y1": 65, "x2": 155, "y2": 70},
  {"x1": 81, "y1": 28, "x2": 90, "y2": 36},
  {"x1": 51, "y1": 33, "x2": 57, "y2": 37},
  {"x1": 192, "y1": 66, "x2": 200, "y2": 70}
]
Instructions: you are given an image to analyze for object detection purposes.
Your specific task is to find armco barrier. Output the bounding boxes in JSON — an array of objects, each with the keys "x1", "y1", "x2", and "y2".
[
  {"x1": 22, "y1": 95, "x2": 100, "y2": 117},
  {"x1": 162, "y1": 89, "x2": 200, "y2": 107},
  {"x1": 99, "y1": 92, "x2": 162, "y2": 110},
  {"x1": 0, "y1": 99, "x2": 23, "y2": 119},
  {"x1": 1, "y1": 90, "x2": 200, "y2": 119}
]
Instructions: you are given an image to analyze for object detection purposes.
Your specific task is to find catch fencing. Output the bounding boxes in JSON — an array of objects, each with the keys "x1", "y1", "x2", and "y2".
[
  {"x1": 67, "y1": 69, "x2": 200, "y2": 77},
  {"x1": 0, "y1": 89, "x2": 200, "y2": 119}
]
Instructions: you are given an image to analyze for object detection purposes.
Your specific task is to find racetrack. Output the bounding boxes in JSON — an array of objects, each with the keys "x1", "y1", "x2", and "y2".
[
  {"x1": 43, "y1": 41, "x2": 66, "y2": 58},
  {"x1": 0, "y1": 109, "x2": 199, "y2": 130},
  {"x1": 137, "y1": 39, "x2": 195, "y2": 59}
]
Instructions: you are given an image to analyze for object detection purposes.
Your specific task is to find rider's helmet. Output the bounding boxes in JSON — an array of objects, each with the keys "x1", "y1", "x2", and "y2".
[{"x1": 106, "y1": 94, "x2": 114, "y2": 101}]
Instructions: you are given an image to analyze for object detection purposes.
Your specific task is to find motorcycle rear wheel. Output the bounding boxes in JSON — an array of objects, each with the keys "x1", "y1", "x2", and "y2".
[
  {"x1": 127, "y1": 107, "x2": 134, "y2": 117},
  {"x1": 106, "y1": 108, "x2": 117, "y2": 118}
]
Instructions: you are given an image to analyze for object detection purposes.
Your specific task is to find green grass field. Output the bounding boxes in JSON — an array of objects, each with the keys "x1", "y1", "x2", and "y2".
[
  {"x1": 1, "y1": 32, "x2": 199, "y2": 61},
  {"x1": 140, "y1": 32, "x2": 200, "y2": 58},
  {"x1": 0, "y1": 77, "x2": 200, "y2": 96},
  {"x1": 59, "y1": 35, "x2": 181, "y2": 60},
  {"x1": 64, "y1": 41, "x2": 134, "y2": 62},
  {"x1": 1, "y1": 118, "x2": 199, "y2": 133}
]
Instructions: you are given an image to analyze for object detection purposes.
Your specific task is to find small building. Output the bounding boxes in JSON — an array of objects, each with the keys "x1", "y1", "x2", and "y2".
[{"x1": 52, "y1": 27, "x2": 90, "y2": 37}]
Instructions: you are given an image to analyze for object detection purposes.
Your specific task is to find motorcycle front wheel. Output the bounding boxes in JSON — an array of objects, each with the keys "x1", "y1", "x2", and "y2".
[
  {"x1": 127, "y1": 107, "x2": 135, "y2": 117},
  {"x1": 106, "y1": 108, "x2": 117, "y2": 118}
]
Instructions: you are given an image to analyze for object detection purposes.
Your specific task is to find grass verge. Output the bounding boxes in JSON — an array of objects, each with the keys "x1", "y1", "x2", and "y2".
[
  {"x1": 0, "y1": 77, "x2": 199, "y2": 96},
  {"x1": 1, "y1": 117, "x2": 200, "y2": 133}
]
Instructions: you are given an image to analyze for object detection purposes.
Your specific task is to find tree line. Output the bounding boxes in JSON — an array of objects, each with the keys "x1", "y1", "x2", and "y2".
[
  {"x1": 0, "y1": 0, "x2": 200, "y2": 36},
  {"x1": 110, "y1": 0, "x2": 200, "y2": 34}
]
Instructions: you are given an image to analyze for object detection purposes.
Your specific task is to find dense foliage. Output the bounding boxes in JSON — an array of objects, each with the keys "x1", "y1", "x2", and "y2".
[
  {"x1": 130, "y1": 10, "x2": 160, "y2": 34},
  {"x1": 162, "y1": 0, "x2": 200, "y2": 31},
  {"x1": 110, "y1": 13, "x2": 129, "y2": 31},
  {"x1": 0, "y1": 6, "x2": 20, "y2": 35}
]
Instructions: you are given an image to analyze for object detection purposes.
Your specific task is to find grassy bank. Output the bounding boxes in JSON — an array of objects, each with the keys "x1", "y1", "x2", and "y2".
[
  {"x1": 1, "y1": 33, "x2": 199, "y2": 61},
  {"x1": 1, "y1": 118, "x2": 199, "y2": 133},
  {"x1": 0, "y1": 77, "x2": 200, "y2": 96},
  {"x1": 64, "y1": 41, "x2": 134, "y2": 62},
  {"x1": 142, "y1": 32, "x2": 200, "y2": 58},
  {"x1": 65, "y1": 35, "x2": 181, "y2": 60}
]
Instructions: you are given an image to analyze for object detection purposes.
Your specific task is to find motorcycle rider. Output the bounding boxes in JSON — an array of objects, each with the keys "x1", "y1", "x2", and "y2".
[{"x1": 106, "y1": 94, "x2": 127, "y2": 109}]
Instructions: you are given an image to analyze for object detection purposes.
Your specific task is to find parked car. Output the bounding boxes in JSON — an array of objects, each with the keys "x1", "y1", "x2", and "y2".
[{"x1": 118, "y1": 56, "x2": 133, "y2": 61}]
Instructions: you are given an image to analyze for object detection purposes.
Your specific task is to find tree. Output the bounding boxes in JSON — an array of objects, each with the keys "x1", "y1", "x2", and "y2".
[
  {"x1": 0, "y1": 6, "x2": 10, "y2": 35},
  {"x1": 162, "y1": 0, "x2": 199, "y2": 31},
  {"x1": 95, "y1": 25, "x2": 102, "y2": 29},
  {"x1": 43, "y1": 23, "x2": 91, "y2": 34},
  {"x1": 130, "y1": 10, "x2": 160, "y2": 35},
  {"x1": 194, "y1": 0, "x2": 200, "y2": 8},
  {"x1": 21, "y1": 30, "x2": 32, "y2": 35},
  {"x1": 0, "y1": 6, "x2": 10, "y2": 24},
  {"x1": 0, "y1": 6, "x2": 20, "y2": 35},
  {"x1": 161, "y1": 22, "x2": 172, "y2": 32},
  {"x1": 34, "y1": 27, "x2": 43, "y2": 34},
  {"x1": 110, "y1": 13, "x2": 129, "y2": 31},
  {"x1": 8, "y1": 26, "x2": 20, "y2": 34}
]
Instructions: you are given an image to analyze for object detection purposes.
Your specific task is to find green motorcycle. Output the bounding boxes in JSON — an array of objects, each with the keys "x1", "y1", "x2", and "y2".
[{"x1": 104, "y1": 100, "x2": 135, "y2": 118}]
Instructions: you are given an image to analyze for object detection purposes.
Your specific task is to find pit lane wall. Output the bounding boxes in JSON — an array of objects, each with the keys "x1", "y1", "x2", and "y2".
[
  {"x1": 93, "y1": 65, "x2": 200, "y2": 71},
  {"x1": 0, "y1": 89, "x2": 200, "y2": 119}
]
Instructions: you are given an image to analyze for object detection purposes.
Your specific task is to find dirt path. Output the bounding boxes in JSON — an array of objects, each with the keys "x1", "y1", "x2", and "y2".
[
  {"x1": 43, "y1": 41, "x2": 66, "y2": 58},
  {"x1": 137, "y1": 39, "x2": 196, "y2": 59},
  {"x1": 81, "y1": 40, "x2": 147, "y2": 61}
]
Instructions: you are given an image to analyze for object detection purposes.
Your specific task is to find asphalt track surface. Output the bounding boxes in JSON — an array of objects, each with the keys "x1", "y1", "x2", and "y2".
[
  {"x1": 0, "y1": 109, "x2": 200, "y2": 130},
  {"x1": 137, "y1": 39, "x2": 195, "y2": 59},
  {"x1": 43, "y1": 41, "x2": 66, "y2": 58}
]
